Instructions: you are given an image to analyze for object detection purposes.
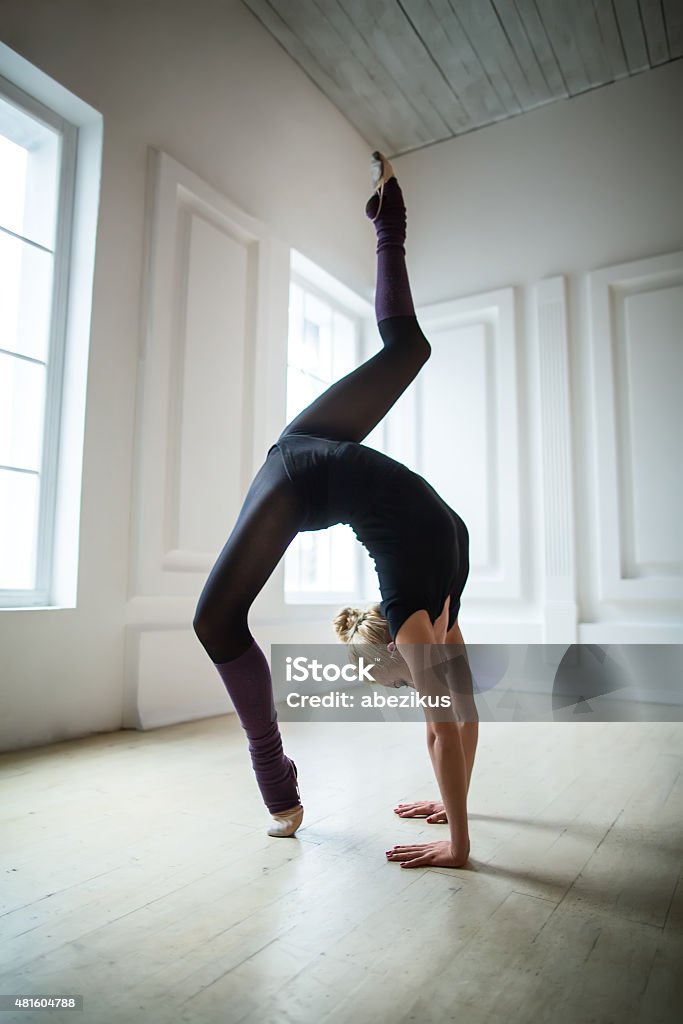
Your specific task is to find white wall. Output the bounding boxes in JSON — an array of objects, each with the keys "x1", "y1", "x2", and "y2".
[
  {"x1": 1, "y1": 0, "x2": 680, "y2": 748},
  {"x1": 393, "y1": 59, "x2": 683, "y2": 645},
  {"x1": 0, "y1": 0, "x2": 373, "y2": 750},
  {"x1": 395, "y1": 60, "x2": 682, "y2": 303}
]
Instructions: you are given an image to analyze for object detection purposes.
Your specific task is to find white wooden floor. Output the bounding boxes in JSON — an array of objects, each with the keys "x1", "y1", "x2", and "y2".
[{"x1": 1, "y1": 715, "x2": 681, "y2": 1024}]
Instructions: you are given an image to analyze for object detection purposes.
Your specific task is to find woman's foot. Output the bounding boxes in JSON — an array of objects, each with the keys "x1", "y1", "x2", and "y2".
[
  {"x1": 268, "y1": 803, "x2": 304, "y2": 837},
  {"x1": 366, "y1": 150, "x2": 397, "y2": 221},
  {"x1": 267, "y1": 758, "x2": 302, "y2": 836},
  {"x1": 370, "y1": 150, "x2": 395, "y2": 190}
]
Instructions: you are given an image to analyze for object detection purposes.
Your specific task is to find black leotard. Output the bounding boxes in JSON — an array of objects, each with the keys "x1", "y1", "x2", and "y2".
[{"x1": 270, "y1": 433, "x2": 469, "y2": 640}]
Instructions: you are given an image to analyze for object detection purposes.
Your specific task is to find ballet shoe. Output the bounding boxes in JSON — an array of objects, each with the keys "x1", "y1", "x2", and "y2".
[
  {"x1": 370, "y1": 150, "x2": 395, "y2": 189},
  {"x1": 367, "y1": 150, "x2": 396, "y2": 221},
  {"x1": 266, "y1": 757, "x2": 302, "y2": 837},
  {"x1": 267, "y1": 803, "x2": 304, "y2": 837}
]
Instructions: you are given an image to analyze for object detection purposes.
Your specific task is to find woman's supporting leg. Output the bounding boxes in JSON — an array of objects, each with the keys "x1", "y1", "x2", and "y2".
[
  {"x1": 280, "y1": 175, "x2": 430, "y2": 445},
  {"x1": 193, "y1": 454, "x2": 305, "y2": 815}
]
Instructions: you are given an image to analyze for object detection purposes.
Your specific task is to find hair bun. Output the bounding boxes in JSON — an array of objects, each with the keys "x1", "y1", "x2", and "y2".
[{"x1": 333, "y1": 606, "x2": 366, "y2": 643}]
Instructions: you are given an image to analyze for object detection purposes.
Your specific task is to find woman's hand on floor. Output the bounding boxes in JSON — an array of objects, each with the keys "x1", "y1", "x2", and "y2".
[
  {"x1": 385, "y1": 840, "x2": 470, "y2": 869},
  {"x1": 393, "y1": 800, "x2": 447, "y2": 823}
]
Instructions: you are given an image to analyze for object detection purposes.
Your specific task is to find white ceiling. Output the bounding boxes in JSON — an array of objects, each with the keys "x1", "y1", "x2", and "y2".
[{"x1": 241, "y1": 0, "x2": 682, "y2": 156}]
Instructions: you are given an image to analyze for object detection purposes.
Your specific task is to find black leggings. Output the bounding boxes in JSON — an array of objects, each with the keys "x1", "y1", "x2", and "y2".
[{"x1": 193, "y1": 315, "x2": 430, "y2": 663}]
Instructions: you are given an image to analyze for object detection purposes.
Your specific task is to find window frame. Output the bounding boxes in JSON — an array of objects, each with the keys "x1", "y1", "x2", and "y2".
[
  {"x1": 284, "y1": 258, "x2": 381, "y2": 608},
  {"x1": 0, "y1": 74, "x2": 77, "y2": 607}
]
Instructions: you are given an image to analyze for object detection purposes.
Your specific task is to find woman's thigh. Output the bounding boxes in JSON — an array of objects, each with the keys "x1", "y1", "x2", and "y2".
[{"x1": 194, "y1": 451, "x2": 305, "y2": 660}]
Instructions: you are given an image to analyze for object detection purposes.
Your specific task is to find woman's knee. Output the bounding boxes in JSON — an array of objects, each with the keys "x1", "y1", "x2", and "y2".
[
  {"x1": 192, "y1": 605, "x2": 218, "y2": 657},
  {"x1": 379, "y1": 317, "x2": 431, "y2": 366},
  {"x1": 193, "y1": 598, "x2": 249, "y2": 662}
]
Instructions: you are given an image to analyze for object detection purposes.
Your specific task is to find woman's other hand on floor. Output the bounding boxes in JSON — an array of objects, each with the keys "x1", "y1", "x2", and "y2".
[{"x1": 393, "y1": 800, "x2": 447, "y2": 823}]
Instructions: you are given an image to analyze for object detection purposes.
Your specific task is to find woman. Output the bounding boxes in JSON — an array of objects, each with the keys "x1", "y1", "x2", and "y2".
[{"x1": 193, "y1": 153, "x2": 477, "y2": 868}]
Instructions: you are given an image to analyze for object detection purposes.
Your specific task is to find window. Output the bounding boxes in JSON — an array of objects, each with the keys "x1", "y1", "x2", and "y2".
[
  {"x1": 284, "y1": 269, "x2": 380, "y2": 605},
  {"x1": 0, "y1": 80, "x2": 75, "y2": 605},
  {"x1": 0, "y1": 45, "x2": 102, "y2": 609}
]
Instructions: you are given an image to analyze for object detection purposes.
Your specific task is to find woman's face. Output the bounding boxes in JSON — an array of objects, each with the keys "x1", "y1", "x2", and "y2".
[{"x1": 369, "y1": 643, "x2": 414, "y2": 689}]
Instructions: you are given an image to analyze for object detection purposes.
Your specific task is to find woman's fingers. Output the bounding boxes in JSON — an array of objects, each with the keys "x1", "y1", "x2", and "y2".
[
  {"x1": 386, "y1": 839, "x2": 465, "y2": 869},
  {"x1": 393, "y1": 801, "x2": 435, "y2": 817},
  {"x1": 385, "y1": 844, "x2": 433, "y2": 866},
  {"x1": 426, "y1": 811, "x2": 448, "y2": 823},
  {"x1": 386, "y1": 844, "x2": 430, "y2": 858},
  {"x1": 400, "y1": 855, "x2": 430, "y2": 868}
]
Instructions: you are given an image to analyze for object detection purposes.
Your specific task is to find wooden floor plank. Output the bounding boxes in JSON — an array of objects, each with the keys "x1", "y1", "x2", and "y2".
[{"x1": 0, "y1": 718, "x2": 680, "y2": 1024}]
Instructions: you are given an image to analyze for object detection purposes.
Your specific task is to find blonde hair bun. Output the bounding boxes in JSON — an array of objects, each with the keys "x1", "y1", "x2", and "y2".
[
  {"x1": 333, "y1": 604, "x2": 388, "y2": 646},
  {"x1": 333, "y1": 606, "x2": 367, "y2": 644},
  {"x1": 333, "y1": 604, "x2": 394, "y2": 681}
]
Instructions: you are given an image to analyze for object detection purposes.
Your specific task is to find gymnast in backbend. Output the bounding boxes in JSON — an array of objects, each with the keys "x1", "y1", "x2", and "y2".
[{"x1": 194, "y1": 152, "x2": 478, "y2": 869}]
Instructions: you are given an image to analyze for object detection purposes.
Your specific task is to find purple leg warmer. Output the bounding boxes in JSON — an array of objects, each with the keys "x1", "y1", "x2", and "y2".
[
  {"x1": 214, "y1": 640, "x2": 300, "y2": 814},
  {"x1": 366, "y1": 176, "x2": 415, "y2": 322}
]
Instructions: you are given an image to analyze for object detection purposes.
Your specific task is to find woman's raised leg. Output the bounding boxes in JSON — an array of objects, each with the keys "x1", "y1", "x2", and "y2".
[{"x1": 281, "y1": 158, "x2": 430, "y2": 444}]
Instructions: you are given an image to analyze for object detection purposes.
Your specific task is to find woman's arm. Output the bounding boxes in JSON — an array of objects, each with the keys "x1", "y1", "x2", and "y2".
[
  {"x1": 386, "y1": 611, "x2": 470, "y2": 868},
  {"x1": 393, "y1": 617, "x2": 478, "y2": 826}
]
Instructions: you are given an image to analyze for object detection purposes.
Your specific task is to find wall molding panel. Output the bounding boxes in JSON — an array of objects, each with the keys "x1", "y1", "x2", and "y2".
[
  {"x1": 417, "y1": 288, "x2": 522, "y2": 602},
  {"x1": 588, "y1": 250, "x2": 683, "y2": 605},
  {"x1": 535, "y1": 275, "x2": 578, "y2": 642},
  {"x1": 131, "y1": 149, "x2": 276, "y2": 600},
  {"x1": 125, "y1": 150, "x2": 287, "y2": 727}
]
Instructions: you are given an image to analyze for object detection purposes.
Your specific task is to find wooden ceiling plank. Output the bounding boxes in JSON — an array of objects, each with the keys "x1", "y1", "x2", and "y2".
[
  {"x1": 398, "y1": 0, "x2": 508, "y2": 125},
  {"x1": 511, "y1": 0, "x2": 569, "y2": 98},
  {"x1": 268, "y1": 0, "x2": 412, "y2": 145},
  {"x1": 590, "y1": 0, "x2": 630, "y2": 79},
  {"x1": 443, "y1": 0, "x2": 542, "y2": 112},
  {"x1": 639, "y1": 0, "x2": 671, "y2": 65},
  {"x1": 489, "y1": 0, "x2": 559, "y2": 104},
  {"x1": 241, "y1": 0, "x2": 395, "y2": 151},
  {"x1": 270, "y1": 0, "x2": 435, "y2": 150},
  {"x1": 337, "y1": 0, "x2": 470, "y2": 135},
  {"x1": 533, "y1": 0, "x2": 593, "y2": 94},
  {"x1": 448, "y1": 0, "x2": 557, "y2": 111},
  {"x1": 313, "y1": 0, "x2": 443, "y2": 148},
  {"x1": 662, "y1": 0, "x2": 682, "y2": 60},
  {"x1": 612, "y1": 0, "x2": 651, "y2": 72},
  {"x1": 565, "y1": 0, "x2": 615, "y2": 86}
]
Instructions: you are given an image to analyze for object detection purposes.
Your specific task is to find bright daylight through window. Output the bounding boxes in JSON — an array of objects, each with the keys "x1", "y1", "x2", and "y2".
[
  {"x1": 0, "y1": 83, "x2": 74, "y2": 604},
  {"x1": 284, "y1": 279, "x2": 371, "y2": 604}
]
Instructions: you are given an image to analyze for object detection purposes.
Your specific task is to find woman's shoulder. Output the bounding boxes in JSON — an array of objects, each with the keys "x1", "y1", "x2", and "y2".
[
  {"x1": 340, "y1": 441, "x2": 411, "y2": 472},
  {"x1": 275, "y1": 433, "x2": 338, "y2": 452}
]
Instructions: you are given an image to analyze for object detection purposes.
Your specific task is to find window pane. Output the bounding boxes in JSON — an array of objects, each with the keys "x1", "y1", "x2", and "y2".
[
  {"x1": 286, "y1": 365, "x2": 330, "y2": 423},
  {"x1": 285, "y1": 525, "x2": 357, "y2": 595},
  {"x1": 332, "y1": 312, "x2": 357, "y2": 378},
  {"x1": 0, "y1": 351, "x2": 46, "y2": 471},
  {"x1": 285, "y1": 279, "x2": 361, "y2": 598},
  {"x1": 303, "y1": 292, "x2": 332, "y2": 380},
  {"x1": 0, "y1": 232, "x2": 54, "y2": 361},
  {"x1": 0, "y1": 467, "x2": 39, "y2": 590},
  {"x1": 0, "y1": 95, "x2": 61, "y2": 251},
  {"x1": 0, "y1": 133, "x2": 28, "y2": 235},
  {"x1": 327, "y1": 524, "x2": 358, "y2": 591}
]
